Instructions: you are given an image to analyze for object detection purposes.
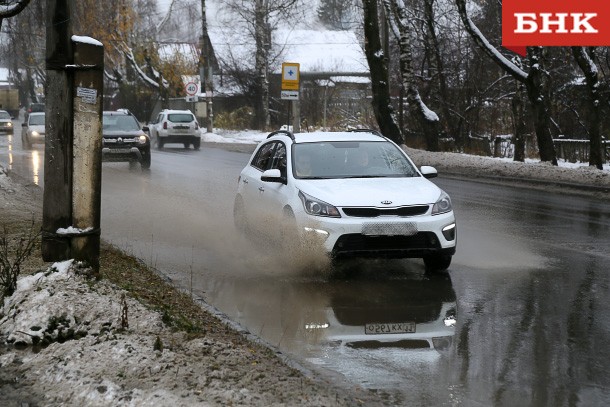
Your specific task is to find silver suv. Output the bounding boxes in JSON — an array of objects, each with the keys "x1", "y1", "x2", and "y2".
[{"x1": 148, "y1": 109, "x2": 201, "y2": 150}]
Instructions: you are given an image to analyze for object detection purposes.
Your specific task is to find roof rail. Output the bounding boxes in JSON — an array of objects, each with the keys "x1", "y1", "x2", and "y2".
[
  {"x1": 266, "y1": 130, "x2": 295, "y2": 141},
  {"x1": 347, "y1": 128, "x2": 383, "y2": 138}
]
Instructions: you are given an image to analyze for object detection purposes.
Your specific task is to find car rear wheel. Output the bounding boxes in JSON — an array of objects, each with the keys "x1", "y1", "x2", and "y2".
[
  {"x1": 193, "y1": 138, "x2": 201, "y2": 150},
  {"x1": 423, "y1": 254, "x2": 452, "y2": 272},
  {"x1": 156, "y1": 137, "x2": 164, "y2": 149}
]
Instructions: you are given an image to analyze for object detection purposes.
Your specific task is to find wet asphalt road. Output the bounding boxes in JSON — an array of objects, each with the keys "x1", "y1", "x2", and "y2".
[{"x1": 1, "y1": 125, "x2": 609, "y2": 406}]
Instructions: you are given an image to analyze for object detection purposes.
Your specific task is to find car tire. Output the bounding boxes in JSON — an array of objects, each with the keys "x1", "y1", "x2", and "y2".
[
  {"x1": 156, "y1": 137, "x2": 164, "y2": 149},
  {"x1": 233, "y1": 196, "x2": 248, "y2": 233},
  {"x1": 183, "y1": 143, "x2": 189, "y2": 149},
  {"x1": 193, "y1": 138, "x2": 201, "y2": 150},
  {"x1": 141, "y1": 148, "x2": 151, "y2": 170},
  {"x1": 423, "y1": 254, "x2": 452, "y2": 272}
]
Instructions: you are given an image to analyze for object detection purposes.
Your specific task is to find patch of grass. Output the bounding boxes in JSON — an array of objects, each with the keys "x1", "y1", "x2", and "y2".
[{"x1": 99, "y1": 243, "x2": 222, "y2": 337}]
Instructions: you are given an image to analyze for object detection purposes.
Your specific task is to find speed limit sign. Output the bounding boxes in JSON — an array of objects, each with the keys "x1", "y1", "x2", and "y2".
[{"x1": 185, "y1": 82, "x2": 198, "y2": 96}]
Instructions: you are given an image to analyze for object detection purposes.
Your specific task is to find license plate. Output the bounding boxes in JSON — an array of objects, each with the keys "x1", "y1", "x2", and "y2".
[
  {"x1": 365, "y1": 322, "x2": 416, "y2": 335},
  {"x1": 110, "y1": 148, "x2": 132, "y2": 154},
  {"x1": 361, "y1": 222, "x2": 418, "y2": 236}
]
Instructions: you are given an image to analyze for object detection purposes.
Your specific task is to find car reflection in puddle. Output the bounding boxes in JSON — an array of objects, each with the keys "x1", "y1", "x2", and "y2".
[{"x1": 302, "y1": 270, "x2": 457, "y2": 353}]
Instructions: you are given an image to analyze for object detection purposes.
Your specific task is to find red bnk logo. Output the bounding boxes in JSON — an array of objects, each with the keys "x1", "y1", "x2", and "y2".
[{"x1": 502, "y1": 1, "x2": 610, "y2": 56}]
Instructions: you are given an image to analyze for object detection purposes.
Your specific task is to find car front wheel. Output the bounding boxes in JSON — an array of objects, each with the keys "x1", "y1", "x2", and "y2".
[
  {"x1": 141, "y1": 148, "x2": 151, "y2": 170},
  {"x1": 423, "y1": 254, "x2": 452, "y2": 272}
]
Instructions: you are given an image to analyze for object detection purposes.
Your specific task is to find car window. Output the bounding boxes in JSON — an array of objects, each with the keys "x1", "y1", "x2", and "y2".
[
  {"x1": 269, "y1": 143, "x2": 287, "y2": 176},
  {"x1": 103, "y1": 114, "x2": 140, "y2": 131},
  {"x1": 292, "y1": 141, "x2": 419, "y2": 179},
  {"x1": 0, "y1": 111, "x2": 10, "y2": 120},
  {"x1": 251, "y1": 142, "x2": 276, "y2": 171},
  {"x1": 167, "y1": 113, "x2": 194, "y2": 123},
  {"x1": 28, "y1": 114, "x2": 45, "y2": 126}
]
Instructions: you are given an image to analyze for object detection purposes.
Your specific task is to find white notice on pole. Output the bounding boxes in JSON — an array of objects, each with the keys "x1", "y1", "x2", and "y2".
[{"x1": 281, "y1": 90, "x2": 299, "y2": 100}]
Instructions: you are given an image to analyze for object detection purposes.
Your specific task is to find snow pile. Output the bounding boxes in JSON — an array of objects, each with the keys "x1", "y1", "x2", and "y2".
[
  {"x1": 0, "y1": 260, "x2": 357, "y2": 406},
  {"x1": 0, "y1": 260, "x2": 158, "y2": 347}
]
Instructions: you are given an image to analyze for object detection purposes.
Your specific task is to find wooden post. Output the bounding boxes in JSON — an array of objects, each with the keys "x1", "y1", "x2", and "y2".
[
  {"x1": 42, "y1": 0, "x2": 74, "y2": 261},
  {"x1": 71, "y1": 38, "x2": 104, "y2": 274}
]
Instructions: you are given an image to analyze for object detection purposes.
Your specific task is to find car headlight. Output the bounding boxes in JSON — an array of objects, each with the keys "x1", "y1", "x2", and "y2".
[
  {"x1": 7, "y1": 122, "x2": 12, "y2": 128},
  {"x1": 137, "y1": 134, "x2": 148, "y2": 144},
  {"x1": 298, "y1": 190, "x2": 341, "y2": 218},
  {"x1": 31, "y1": 131, "x2": 39, "y2": 137},
  {"x1": 431, "y1": 191, "x2": 452, "y2": 215}
]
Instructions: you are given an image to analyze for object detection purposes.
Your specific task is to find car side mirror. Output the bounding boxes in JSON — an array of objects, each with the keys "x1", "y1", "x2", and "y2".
[
  {"x1": 22, "y1": 122, "x2": 27, "y2": 127},
  {"x1": 420, "y1": 165, "x2": 438, "y2": 179},
  {"x1": 261, "y1": 169, "x2": 285, "y2": 184},
  {"x1": 142, "y1": 126, "x2": 149, "y2": 132}
]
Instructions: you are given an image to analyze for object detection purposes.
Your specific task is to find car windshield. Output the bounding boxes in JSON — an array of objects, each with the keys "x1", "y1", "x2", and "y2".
[
  {"x1": 167, "y1": 113, "x2": 194, "y2": 123},
  {"x1": 103, "y1": 115, "x2": 140, "y2": 131},
  {"x1": 292, "y1": 141, "x2": 420, "y2": 179},
  {"x1": 0, "y1": 111, "x2": 10, "y2": 120},
  {"x1": 29, "y1": 114, "x2": 45, "y2": 126}
]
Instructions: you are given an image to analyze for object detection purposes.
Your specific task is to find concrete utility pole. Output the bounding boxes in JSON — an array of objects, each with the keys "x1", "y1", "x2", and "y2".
[
  {"x1": 43, "y1": 0, "x2": 74, "y2": 262},
  {"x1": 43, "y1": 0, "x2": 104, "y2": 275},
  {"x1": 200, "y1": 0, "x2": 213, "y2": 132}
]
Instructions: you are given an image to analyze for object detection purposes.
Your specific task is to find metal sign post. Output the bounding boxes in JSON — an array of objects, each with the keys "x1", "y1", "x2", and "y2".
[{"x1": 281, "y1": 62, "x2": 300, "y2": 132}]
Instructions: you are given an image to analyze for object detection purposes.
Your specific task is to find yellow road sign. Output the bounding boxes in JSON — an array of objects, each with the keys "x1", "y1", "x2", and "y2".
[{"x1": 281, "y1": 62, "x2": 300, "y2": 90}]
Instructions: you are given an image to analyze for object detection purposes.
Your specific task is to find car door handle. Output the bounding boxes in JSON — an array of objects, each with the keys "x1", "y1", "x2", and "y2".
[
  {"x1": 258, "y1": 187, "x2": 265, "y2": 192},
  {"x1": 242, "y1": 179, "x2": 248, "y2": 184}
]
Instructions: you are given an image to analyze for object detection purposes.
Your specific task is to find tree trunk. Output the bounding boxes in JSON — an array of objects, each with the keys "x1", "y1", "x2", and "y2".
[
  {"x1": 511, "y1": 84, "x2": 527, "y2": 162},
  {"x1": 424, "y1": 0, "x2": 454, "y2": 138},
  {"x1": 254, "y1": 0, "x2": 270, "y2": 130},
  {"x1": 362, "y1": 0, "x2": 402, "y2": 144},
  {"x1": 525, "y1": 49, "x2": 557, "y2": 165},
  {"x1": 572, "y1": 47, "x2": 603, "y2": 170},
  {"x1": 387, "y1": 0, "x2": 440, "y2": 150}
]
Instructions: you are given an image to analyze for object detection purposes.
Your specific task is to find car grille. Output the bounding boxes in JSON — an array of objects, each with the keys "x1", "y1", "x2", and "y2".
[
  {"x1": 342, "y1": 205, "x2": 429, "y2": 217},
  {"x1": 333, "y1": 232, "x2": 440, "y2": 258},
  {"x1": 103, "y1": 137, "x2": 138, "y2": 145}
]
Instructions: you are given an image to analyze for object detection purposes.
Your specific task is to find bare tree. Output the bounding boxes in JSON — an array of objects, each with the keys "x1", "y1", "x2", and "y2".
[
  {"x1": 572, "y1": 47, "x2": 603, "y2": 170},
  {"x1": 383, "y1": 0, "x2": 441, "y2": 150},
  {"x1": 217, "y1": 0, "x2": 303, "y2": 130},
  {"x1": 455, "y1": 0, "x2": 557, "y2": 165},
  {"x1": 362, "y1": 0, "x2": 402, "y2": 144}
]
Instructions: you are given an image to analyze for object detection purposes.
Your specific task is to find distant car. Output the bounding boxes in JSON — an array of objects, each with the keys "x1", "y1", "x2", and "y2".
[
  {"x1": 25, "y1": 102, "x2": 45, "y2": 121},
  {"x1": 148, "y1": 109, "x2": 200, "y2": 150},
  {"x1": 0, "y1": 109, "x2": 14, "y2": 134},
  {"x1": 21, "y1": 112, "x2": 45, "y2": 149},
  {"x1": 102, "y1": 111, "x2": 151, "y2": 170},
  {"x1": 233, "y1": 130, "x2": 457, "y2": 271}
]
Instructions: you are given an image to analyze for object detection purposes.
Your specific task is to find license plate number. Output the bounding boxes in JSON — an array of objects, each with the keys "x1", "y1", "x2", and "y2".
[
  {"x1": 111, "y1": 148, "x2": 132, "y2": 153},
  {"x1": 365, "y1": 322, "x2": 416, "y2": 334},
  {"x1": 361, "y1": 222, "x2": 418, "y2": 236}
]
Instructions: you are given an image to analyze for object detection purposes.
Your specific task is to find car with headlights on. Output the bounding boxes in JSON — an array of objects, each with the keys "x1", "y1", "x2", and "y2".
[
  {"x1": 21, "y1": 112, "x2": 45, "y2": 149},
  {"x1": 233, "y1": 130, "x2": 457, "y2": 271},
  {"x1": 102, "y1": 110, "x2": 151, "y2": 170},
  {"x1": 0, "y1": 109, "x2": 14, "y2": 134}
]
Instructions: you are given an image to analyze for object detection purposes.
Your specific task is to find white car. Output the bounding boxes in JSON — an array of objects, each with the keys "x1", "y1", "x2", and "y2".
[
  {"x1": 21, "y1": 112, "x2": 45, "y2": 149},
  {"x1": 148, "y1": 109, "x2": 201, "y2": 150},
  {"x1": 0, "y1": 110, "x2": 14, "y2": 134},
  {"x1": 233, "y1": 130, "x2": 457, "y2": 271}
]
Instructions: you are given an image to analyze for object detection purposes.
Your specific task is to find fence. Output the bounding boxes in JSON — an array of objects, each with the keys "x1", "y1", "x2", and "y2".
[{"x1": 461, "y1": 136, "x2": 609, "y2": 163}]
